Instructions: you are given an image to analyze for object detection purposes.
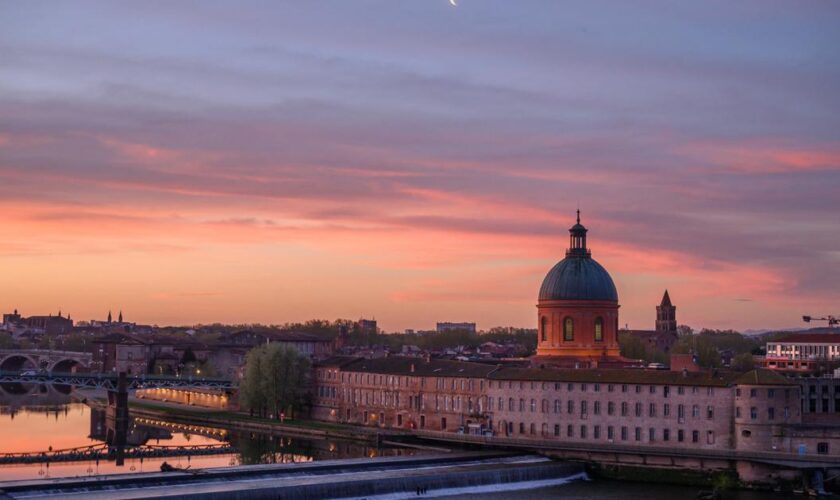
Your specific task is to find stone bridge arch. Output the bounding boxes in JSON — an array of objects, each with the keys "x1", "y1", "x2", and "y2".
[
  {"x1": 0, "y1": 354, "x2": 39, "y2": 372},
  {"x1": 49, "y1": 358, "x2": 90, "y2": 374}
]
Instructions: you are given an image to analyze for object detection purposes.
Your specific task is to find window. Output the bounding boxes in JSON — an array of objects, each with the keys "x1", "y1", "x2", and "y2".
[
  {"x1": 542, "y1": 399, "x2": 549, "y2": 413},
  {"x1": 541, "y1": 316, "x2": 548, "y2": 342},
  {"x1": 750, "y1": 407, "x2": 757, "y2": 420},
  {"x1": 594, "y1": 401, "x2": 601, "y2": 415},
  {"x1": 635, "y1": 427, "x2": 642, "y2": 441},
  {"x1": 678, "y1": 386, "x2": 685, "y2": 395},
  {"x1": 622, "y1": 384, "x2": 628, "y2": 393},
  {"x1": 749, "y1": 388, "x2": 757, "y2": 398},
  {"x1": 707, "y1": 406, "x2": 714, "y2": 419},
  {"x1": 692, "y1": 430, "x2": 699, "y2": 443},
  {"x1": 608, "y1": 401, "x2": 615, "y2": 416},
  {"x1": 663, "y1": 429, "x2": 670, "y2": 442},
  {"x1": 768, "y1": 389, "x2": 775, "y2": 398},
  {"x1": 649, "y1": 403, "x2": 656, "y2": 417},
  {"x1": 567, "y1": 424, "x2": 574, "y2": 437},
  {"x1": 520, "y1": 423, "x2": 525, "y2": 434},
  {"x1": 741, "y1": 430, "x2": 751, "y2": 438},
  {"x1": 607, "y1": 426, "x2": 614, "y2": 440},
  {"x1": 736, "y1": 407, "x2": 741, "y2": 418},
  {"x1": 554, "y1": 400, "x2": 561, "y2": 413},
  {"x1": 554, "y1": 424, "x2": 560, "y2": 436},
  {"x1": 530, "y1": 423, "x2": 536, "y2": 435},
  {"x1": 564, "y1": 317, "x2": 574, "y2": 341},
  {"x1": 594, "y1": 425, "x2": 601, "y2": 439},
  {"x1": 768, "y1": 407, "x2": 775, "y2": 420},
  {"x1": 650, "y1": 385, "x2": 656, "y2": 394},
  {"x1": 581, "y1": 400, "x2": 588, "y2": 416},
  {"x1": 707, "y1": 430, "x2": 715, "y2": 444},
  {"x1": 649, "y1": 428, "x2": 655, "y2": 442},
  {"x1": 530, "y1": 399, "x2": 536, "y2": 412},
  {"x1": 692, "y1": 405, "x2": 699, "y2": 418},
  {"x1": 519, "y1": 399, "x2": 525, "y2": 412},
  {"x1": 621, "y1": 402, "x2": 628, "y2": 416},
  {"x1": 580, "y1": 425, "x2": 587, "y2": 439},
  {"x1": 509, "y1": 398, "x2": 515, "y2": 411},
  {"x1": 817, "y1": 442, "x2": 829, "y2": 455},
  {"x1": 677, "y1": 429, "x2": 684, "y2": 442},
  {"x1": 621, "y1": 426, "x2": 628, "y2": 441},
  {"x1": 594, "y1": 317, "x2": 603, "y2": 342},
  {"x1": 663, "y1": 386, "x2": 669, "y2": 398},
  {"x1": 568, "y1": 400, "x2": 574, "y2": 414},
  {"x1": 635, "y1": 402, "x2": 642, "y2": 417}
]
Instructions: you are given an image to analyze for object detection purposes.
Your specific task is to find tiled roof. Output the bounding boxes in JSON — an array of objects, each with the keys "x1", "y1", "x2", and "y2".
[
  {"x1": 316, "y1": 356, "x2": 362, "y2": 368},
  {"x1": 734, "y1": 369, "x2": 797, "y2": 386},
  {"x1": 341, "y1": 357, "x2": 499, "y2": 378},
  {"x1": 490, "y1": 367, "x2": 731, "y2": 387}
]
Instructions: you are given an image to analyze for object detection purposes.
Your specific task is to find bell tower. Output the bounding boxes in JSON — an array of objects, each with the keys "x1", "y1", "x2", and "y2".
[{"x1": 655, "y1": 290, "x2": 677, "y2": 333}]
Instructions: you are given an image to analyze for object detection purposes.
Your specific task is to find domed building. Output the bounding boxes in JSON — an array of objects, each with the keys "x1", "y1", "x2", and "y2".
[{"x1": 534, "y1": 211, "x2": 630, "y2": 368}]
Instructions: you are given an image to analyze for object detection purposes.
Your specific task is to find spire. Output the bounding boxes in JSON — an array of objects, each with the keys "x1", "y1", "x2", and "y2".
[
  {"x1": 661, "y1": 290, "x2": 672, "y2": 307},
  {"x1": 118, "y1": 310, "x2": 123, "y2": 323},
  {"x1": 576, "y1": 208, "x2": 580, "y2": 224},
  {"x1": 107, "y1": 310, "x2": 112, "y2": 324}
]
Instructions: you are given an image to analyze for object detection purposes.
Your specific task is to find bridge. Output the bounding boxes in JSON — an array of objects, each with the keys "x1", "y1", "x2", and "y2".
[
  {"x1": 0, "y1": 349, "x2": 92, "y2": 373},
  {"x1": 0, "y1": 371, "x2": 236, "y2": 390}
]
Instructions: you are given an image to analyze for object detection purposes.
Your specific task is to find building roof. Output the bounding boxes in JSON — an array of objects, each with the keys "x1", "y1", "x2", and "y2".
[
  {"x1": 734, "y1": 369, "x2": 798, "y2": 386},
  {"x1": 490, "y1": 367, "x2": 730, "y2": 387},
  {"x1": 340, "y1": 356, "x2": 499, "y2": 378},
  {"x1": 92, "y1": 332, "x2": 150, "y2": 345},
  {"x1": 660, "y1": 290, "x2": 672, "y2": 307},
  {"x1": 316, "y1": 355, "x2": 362, "y2": 368},
  {"x1": 539, "y1": 257, "x2": 618, "y2": 302},
  {"x1": 772, "y1": 333, "x2": 840, "y2": 344}
]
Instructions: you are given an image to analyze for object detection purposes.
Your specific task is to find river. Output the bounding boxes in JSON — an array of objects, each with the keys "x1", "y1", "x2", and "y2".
[
  {"x1": 0, "y1": 388, "x2": 417, "y2": 481},
  {"x1": 0, "y1": 388, "x2": 800, "y2": 499}
]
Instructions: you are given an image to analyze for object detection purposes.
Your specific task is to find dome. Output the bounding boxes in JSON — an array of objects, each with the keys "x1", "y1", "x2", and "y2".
[{"x1": 538, "y1": 257, "x2": 618, "y2": 302}]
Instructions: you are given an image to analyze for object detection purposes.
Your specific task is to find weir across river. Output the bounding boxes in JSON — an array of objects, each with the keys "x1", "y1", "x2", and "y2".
[{"x1": 0, "y1": 452, "x2": 583, "y2": 499}]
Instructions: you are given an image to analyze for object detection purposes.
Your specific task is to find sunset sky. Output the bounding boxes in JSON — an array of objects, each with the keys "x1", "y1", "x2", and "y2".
[{"x1": 1, "y1": 1, "x2": 838, "y2": 332}]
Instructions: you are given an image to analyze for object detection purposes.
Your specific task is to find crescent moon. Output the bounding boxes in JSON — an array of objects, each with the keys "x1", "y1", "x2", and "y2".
[{"x1": 449, "y1": 0, "x2": 457, "y2": 6}]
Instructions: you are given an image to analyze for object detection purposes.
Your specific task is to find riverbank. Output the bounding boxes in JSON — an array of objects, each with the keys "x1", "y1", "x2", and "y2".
[{"x1": 79, "y1": 390, "x2": 414, "y2": 446}]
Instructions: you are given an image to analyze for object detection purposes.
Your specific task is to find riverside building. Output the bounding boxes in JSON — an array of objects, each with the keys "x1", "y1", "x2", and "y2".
[{"x1": 312, "y1": 213, "x2": 839, "y2": 458}]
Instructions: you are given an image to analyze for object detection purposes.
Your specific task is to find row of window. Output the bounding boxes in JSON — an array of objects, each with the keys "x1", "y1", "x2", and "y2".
[
  {"x1": 331, "y1": 373, "x2": 721, "y2": 397},
  {"x1": 736, "y1": 406, "x2": 791, "y2": 420},
  {"x1": 495, "y1": 398, "x2": 716, "y2": 419},
  {"x1": 735, "y1": 388, "x2": 792, "y2": 399},
  {"x1": 540, "y1": 316, "x2": 606, "y2": 342},
  {"x1": 502, "y1": 421, "x2": 716, "y2": 445}
]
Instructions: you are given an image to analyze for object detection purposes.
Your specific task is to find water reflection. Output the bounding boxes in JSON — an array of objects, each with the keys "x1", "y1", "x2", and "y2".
[{"x1": 0, "y1": 389, "x2": 416, "y2": 481}]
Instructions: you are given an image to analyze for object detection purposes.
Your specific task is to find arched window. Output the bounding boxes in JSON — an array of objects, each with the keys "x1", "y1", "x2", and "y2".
[
  {"x1": 564, "y1": 317, "x2": 574, "y2": 341},
  {"x1": 594, "y1": 317, "x2": 603, "y2": 342},
  {"x1": 540, "y1": 316, "x2": 548, "y2": 342}
]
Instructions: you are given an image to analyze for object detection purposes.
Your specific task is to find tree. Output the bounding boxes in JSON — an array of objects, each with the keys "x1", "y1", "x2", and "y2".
[
  {"x1": 0, "y1": 332, "x2": 17, "y2": 349},
  {"x1": 239, "y1": 344, "x2": 311, "y2": 419},
  {"x1": 731, "y1": 353, "x2": 755, "y2": 372}
]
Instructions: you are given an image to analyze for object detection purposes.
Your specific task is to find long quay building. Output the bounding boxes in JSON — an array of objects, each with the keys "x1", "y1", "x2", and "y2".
[{"x1": 314, "y1": 356, "x2": 837, "y2": 457}]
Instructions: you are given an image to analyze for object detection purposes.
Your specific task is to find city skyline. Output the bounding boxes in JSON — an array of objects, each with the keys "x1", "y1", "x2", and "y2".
[{"x1": 1, "y1": 1, "x2": 839, "y2": 332}]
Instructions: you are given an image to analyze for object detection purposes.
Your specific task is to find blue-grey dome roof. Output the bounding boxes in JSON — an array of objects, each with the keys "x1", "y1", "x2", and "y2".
[{"x1": 539, "y1": 257, "x2": 618, "y2": 302}]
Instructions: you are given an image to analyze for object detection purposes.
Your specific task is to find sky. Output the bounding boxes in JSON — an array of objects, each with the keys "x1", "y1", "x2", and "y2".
[{"x1": 1, "y1": 1, "x2": 838, "y2": 332}]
